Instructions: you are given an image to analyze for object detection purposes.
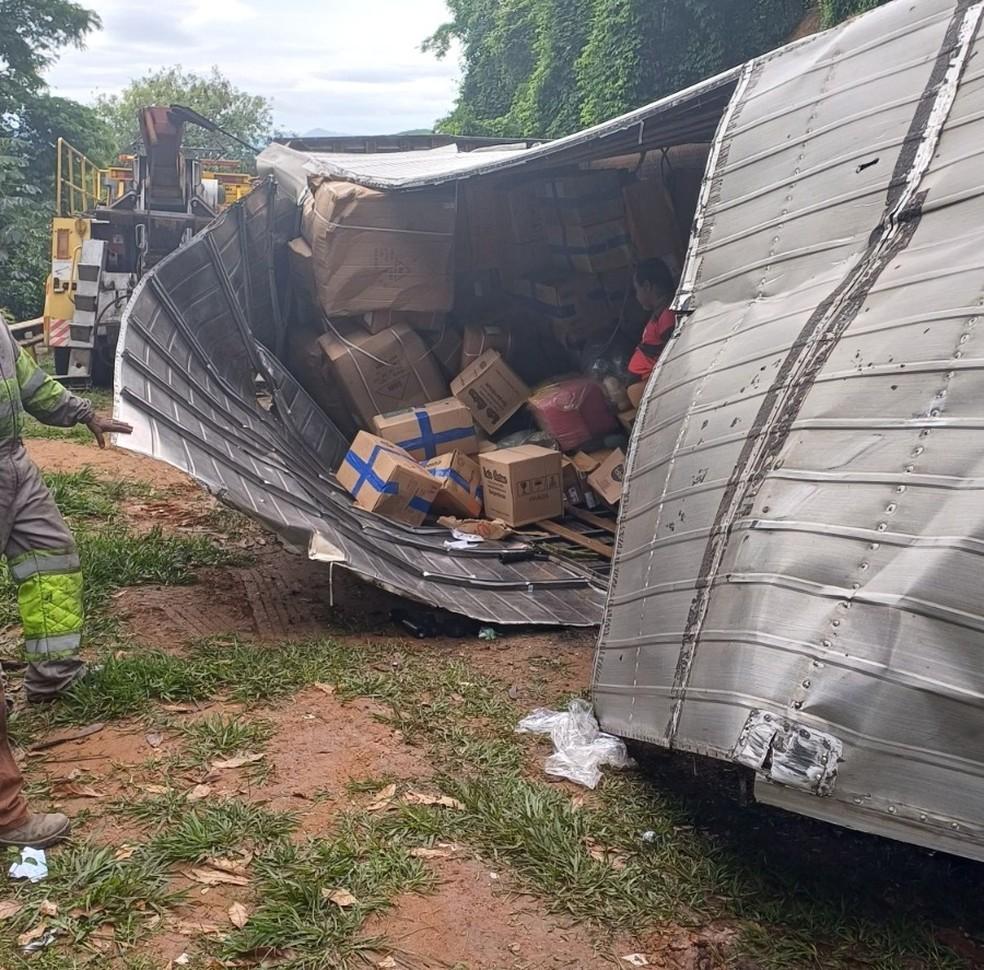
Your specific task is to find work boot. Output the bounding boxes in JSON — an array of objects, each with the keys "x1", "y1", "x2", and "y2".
[{"x1": 0, "y1": 812, "x2": 71, "y2": 849}]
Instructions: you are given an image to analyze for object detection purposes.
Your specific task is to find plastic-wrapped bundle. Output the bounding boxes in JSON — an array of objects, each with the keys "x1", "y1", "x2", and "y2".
[{"x1": 527, "y1": 376, "x2": 617, "y2": 452}]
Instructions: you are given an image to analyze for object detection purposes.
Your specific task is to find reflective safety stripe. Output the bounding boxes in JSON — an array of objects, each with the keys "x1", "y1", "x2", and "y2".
[
  {"x1": 18, "y1": 571, "x2": 85, "y2": 650},
  {"x1": 9, "y1": 552, "x2": 81, "y2": 583},
  {"x1": 23, "y1": 375, "x2": 68, "y2": 415},
  {"x1": 24, "y1": 632, "x2": 82, "y2": 659},
  {"x1": 19, "y1": 367, "x2": 47, "y2": 401}
]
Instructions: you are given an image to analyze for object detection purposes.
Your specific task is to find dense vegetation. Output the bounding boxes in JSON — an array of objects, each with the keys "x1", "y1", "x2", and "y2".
[{"x1": 427, "y1": 0, "x2": 890, "y2": 138}]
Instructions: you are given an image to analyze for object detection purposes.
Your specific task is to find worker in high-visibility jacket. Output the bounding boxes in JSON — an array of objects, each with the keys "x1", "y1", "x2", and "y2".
[{"x1": 0, "y1": 323, "x2": 131, "y2": 848}]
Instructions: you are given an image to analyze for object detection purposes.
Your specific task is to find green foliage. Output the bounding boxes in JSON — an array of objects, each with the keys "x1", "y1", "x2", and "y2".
[
  {"x1": 0, "y1": 0, "x2": 103, "y2": 322},
  {"x1": 95, "y1": 66, "x2": 273, "y2": 163},
  {"x1": 429, "y1": 0, "x2": 892, "y2": 137}
]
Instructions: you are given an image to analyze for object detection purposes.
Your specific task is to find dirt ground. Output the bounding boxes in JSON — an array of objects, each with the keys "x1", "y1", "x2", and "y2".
[{"x1": 20, "y1": 438, "x2": 641, "y2": 969}]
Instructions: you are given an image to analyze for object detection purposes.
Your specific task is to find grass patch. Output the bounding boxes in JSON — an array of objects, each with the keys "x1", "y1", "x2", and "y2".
[{"x1": 180, "y1": 713, "x2": 274, "y2": 763}]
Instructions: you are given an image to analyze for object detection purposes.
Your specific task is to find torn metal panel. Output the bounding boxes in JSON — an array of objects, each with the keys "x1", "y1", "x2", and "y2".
[
  {"x1": 594, "y1": 0, "x2": 984, "y2": 860},
  {"x1": 113, "y1": 181, "x2": 605, "y2": 628}
]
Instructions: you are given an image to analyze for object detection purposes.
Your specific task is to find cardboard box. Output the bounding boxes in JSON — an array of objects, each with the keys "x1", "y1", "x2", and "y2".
[
  {"x1": 287, "y1": 237, "x2": 316, "y2": 301},
  {"x1": 537, "y1": 171, "x2": 625, "y2": 229},
  {"x1": 450, "y1": 350, "x2": 530, "y2": 434},
  {"x1": 319, "y1": 321, "x2": 449, "y2": 429},
  {"x1": 285, "y1": 324, "x2": 359, "y2": 439},
  {"x1": 372, "y1": 397, "x2": 478, "y2": 461},
  {"x1": 547, "y1": 219, "x2": 634, "y2": 275},
  {"x1": 504, "y1": 181, "x2": 546, "y2": 243},
  {"x1": 308, "y1": 180, "x2": 455, "y2": 315},
  {"x1": 425, "y1": 321, "x2": 464, "y2": 380},
  {"x1": 425, "y1": 451, "x2": 483, "y2": 518},
  {"x1": 337, "y1": 432, "x2": 440, "y2": 526},
  {"x1": 571, "y1": 451, "x2": 601, "y2": 474},
  {"x1": 618, "y1": 409, "x2": 636, "y2": 432},
  {"x1": 627, "y1": 381, "x2": 646, "y2": 410},
  {"x1": 588, "y1": 448, "x2": 626, "y2": 506},
  {"x1": 479, "y1": 445, "x2": 563, "y2": 527},
  {"x1": 363, "y1": 309, "x2": 447, "y2": 335},
  {"x1": 562, "y1": 457, "x2": 600, "y2": 511}
]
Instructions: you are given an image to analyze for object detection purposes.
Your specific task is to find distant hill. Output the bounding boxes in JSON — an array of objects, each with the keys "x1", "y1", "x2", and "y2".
[
  {"x1": 301, "y1": 127, "x2": 349, "y2": 137},
  {"x1": 395, "y1": 129, "x2": 434, "y2": 135}
]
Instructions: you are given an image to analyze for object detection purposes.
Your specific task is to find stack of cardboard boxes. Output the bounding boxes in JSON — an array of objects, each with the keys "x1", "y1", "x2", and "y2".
[{"x1": 283, "y1": 165, "x2": 671, "y2": 533}]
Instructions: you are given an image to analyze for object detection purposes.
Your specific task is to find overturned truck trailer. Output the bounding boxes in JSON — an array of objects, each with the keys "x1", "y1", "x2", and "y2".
[{"x1": 116, "y1": 0, "x2": 984, "y2": 859}]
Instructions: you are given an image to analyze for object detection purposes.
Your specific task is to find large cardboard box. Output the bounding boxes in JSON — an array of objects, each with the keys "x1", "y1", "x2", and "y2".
[
  {"x1": 287, "y1": 237, "x2": 316, "y2": 301},
  {"x1": 285, "y1": 324, "x2": 359, "y2": 439},
  {"x1": 588, "y1": 448, "x2": 626, "y2": 506},
  {"x1": 479, "y1": 445, "x2": 563, "y2": 527},
  {"x1": 337, "y1": 432, "x2": 441, "y2": 527},
  {"x1": 425, "y1": 322, "x2": 464, "y2": 380},
  {"x1": 450, "y1": 350, "x2": 530, "y2": 434},
  {"x1": 307, "y1": 180, "x2": 456, "y2": 315},
  {"x1": 537, "y1": 171, "x2": 625, "y2": 229},
  {"x1": 319, "y1": 321, "x2": 449, "y2": 429},
  {"x1": 504, "y1": 181, "x2": 546, "y2": 243},
  {"x1": 372, "y1": 397, "x2": 478, "y2": 461},
  {"x1": 363, "y1": 309, "x2": 447, "y2": 335},
  {"x1": 547, "y1": 219, "x2": 634, "y2": 275},
  {"x1": 425, "y1": 451, "x2": 483, "y2": 518}
]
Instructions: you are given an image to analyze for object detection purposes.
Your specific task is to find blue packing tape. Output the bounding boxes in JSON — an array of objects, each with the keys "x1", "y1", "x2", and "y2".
[{"x1": 397, "y1": 409, "x2": 474, "y2": 459}]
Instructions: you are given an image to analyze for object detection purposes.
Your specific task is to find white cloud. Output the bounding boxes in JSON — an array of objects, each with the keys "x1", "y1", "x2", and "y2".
[{"x1": 44, "y1": 0, "x2": 462, "y2": 134}]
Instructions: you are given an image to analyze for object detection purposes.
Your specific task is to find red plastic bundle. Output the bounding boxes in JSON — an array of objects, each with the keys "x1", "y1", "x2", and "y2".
[{"x1": 528, "y1": 377, "x2": 618, "y2": 451}]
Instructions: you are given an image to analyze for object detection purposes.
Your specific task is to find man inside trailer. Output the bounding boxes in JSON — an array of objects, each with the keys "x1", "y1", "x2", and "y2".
[{"x1": 628, "y1": 258, "x2": 678, "y2": 382}]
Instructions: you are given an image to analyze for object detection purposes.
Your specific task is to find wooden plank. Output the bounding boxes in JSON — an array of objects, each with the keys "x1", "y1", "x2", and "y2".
[
  {"x1": 9, "y1": 317, "x2": 43, "y2": 334},
  {"x1": 567, "y1": 506, "x2": 617, "y2": 535},
  {"x1": 536, "y1": 519, "x2": 614, "y2": 559}
]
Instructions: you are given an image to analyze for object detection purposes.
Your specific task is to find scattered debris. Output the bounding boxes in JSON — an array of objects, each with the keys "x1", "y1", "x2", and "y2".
[
  {"x1": 9, "y1": 848, "x2": 48, "y2": 882},
  {"x1": 402, "y1": 790, "x2": 465, "y2": 810},
  {"x1": 410, "y1": 845, "x2": 457, "y2": 859},
  {"x1": 207, "y1": 853, "x2": 253, "y2": 876},
  {"x1": 38, "y1": 900, "x2": 58, "y2": 917},
  {"x1": 228, "y1": 902, "x2": 250, "y2": 928},
  {"x1": 174, "y1": 954, "x2": 192, "y2": 966},
  {"x1": 323, "y1": 887, "x2": 359, "y2": 908},
  {"x1": 390, "y1": 606, "x2": 476, "y2": 639},
  {"x1": 211, "y1": 752, "x2": 264, "y2": 770},
  {"x1": 313, "y1": 682, "x2": 336, "y2": 696},
  {"x1": 188, "y1": 867, "x2": 250, "y2": 887},
  {"x1": 437, "y1": 516, "x2": 513, "y2": 540},
  {"x1": 517, "y1": 698, "x2": 635, "y2": 789},
  {"x1": 113, "y1": 845, "x2": 137, "y2": 861},
  {"x1": 585, "y1": 839, "x2": 628, "y2": 870},
  {"x1": 55, "y1": 781, "x2": 105, "y2": 799},
  {"x1": 0, "y1": 900, "x2": 24, "y2": 920},
  {"x1": 478, "y1": 626, "x2": 500, "y2": 641},
  {"x1": 145, "y1": 732, "x2": 164, "y2": 748},
  {"x1": 30, "y1": 722, "x2": 104, "y2": 751},
  {"x1": 621, "y1": 955, "x2": 650, "y2": 967},
  {"x1": 141, "y1": 784, "x2": 170, "y2": 795},
  {"x1": 187, "y1": 784, "x2": 212, "y2": 802},
  {"x1": 377, "y1": 958, "x2": 398, "y2": 969},
  {"x1": 366, "y1": 783, "x2": 398, "y2": 812},
  {"x1": 18, "y1": 923, "x2": 54, "y2": 953},
  {"x1": 641, "y1": 830, "x2": 657, "y2": 843}
]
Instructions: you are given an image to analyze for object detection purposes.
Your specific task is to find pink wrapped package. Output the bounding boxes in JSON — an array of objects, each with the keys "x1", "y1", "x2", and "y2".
[{"x1": 528, "y1": 377, "x2": 618, "y2": 452}]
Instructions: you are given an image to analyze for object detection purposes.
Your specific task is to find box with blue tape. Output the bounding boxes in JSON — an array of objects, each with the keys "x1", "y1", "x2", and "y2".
[
  {"x1": 372, "y1": 398, "x2": 479, "y2": 462},
  {"x1": 336, "y1": 431, "x2": 441, "y2": 527},
  {"x1": 424, "y1": 451, "x2": 483, "y2": 518}
]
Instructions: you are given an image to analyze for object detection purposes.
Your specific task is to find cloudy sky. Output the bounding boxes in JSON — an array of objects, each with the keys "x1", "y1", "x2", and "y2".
[{"x1": 44, "y1": 0, "x2": 462, "y2": 135}]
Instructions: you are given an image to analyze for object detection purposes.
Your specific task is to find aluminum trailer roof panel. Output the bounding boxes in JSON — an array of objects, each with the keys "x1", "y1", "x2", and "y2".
[
  {"x1": 114, "y1": 183, "x2": 605, "y2": 628},
  {"x1": 594, "y1": 0, "x2": 984, "y2": 859}
]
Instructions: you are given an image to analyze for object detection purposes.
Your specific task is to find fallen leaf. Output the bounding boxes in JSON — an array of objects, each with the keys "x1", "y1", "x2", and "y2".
[
  {"x1": 228, "y1": 902, "x2": 249, "y2": 928},
  {"x1": 30, "y1": 722, "x2": 104, "y2": 751},
  {"x1": 161, "y1": 703, "x2": 195, "y2": 713},
  {"x1": 322, "y1": 887, "x2": 358, "y2": 908},
  {"x1": 141, "y1": 784, "x2": 169, "y2": 795},
  {"x1": 410, "y1": 846, "x2": 454, "y2": 859},
  {"x1": 56, "y1": 782, "x2": 105, "y2": 799},
  {"x1": 402, "y1": 790, "x2": 465, "y2": 811},
  {"x1": 145, "y1": 732, "x2": 164, "y2": 749},
  {"x1": 17, "y1": 923, "x2": 46, "y2": 947},
  {"x1": 39, "y1": 900, "x2": 58, "y2": 917},
  {"x1": 0, "y1": 900, "x2": 23, "y2": 921},
  {"x1": 175, "y1": 918, "x2": 221, "y2": 936},
  {"x1": 206, "y1": 853, "x2": 252, "y2": 876},
  {"x1": 211, "y1": 752, "x2": 264, "y2": 770},
  {"x1": 187, "y1": 784, "x2": 212, "y2": 802},
  {"x1": 66, "y1": 768, "x2": 83, "y2": 781},
  {"x1": 188, "y1": 868, "x2": 250, "y2": 887},
  {"x1": 313, "y1": 682, "x2": 336, "y2": 696},
  {"x1": 366, "y1": 783, "x2": 397, "y2": 812},
  {"x1": 114, "y1": 845, "x2": 137, "y2": 861},
  {"x1": 174, "y1": 954, "x2": 191, "y2": 967},
  {"x1": 377, "y1": 958, "x2": 398, "y2": 969},
  {"x1": 68, "y1": 906, "x2": 102, "y2": 920},
  {"x1": 586, "y1": 840, "x2": 628, "y2": 870},
  {"x1": 621, "y1": 955, "x2": 650, "y2": 967}
]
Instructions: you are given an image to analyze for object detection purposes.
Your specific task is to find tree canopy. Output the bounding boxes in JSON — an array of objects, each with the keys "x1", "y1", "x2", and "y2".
[
  {"x1": 95, "y1": 66, "x2": 273, "y2": 164},
  {"x1": 0, "y1": 0, "x2": 104, "y2": 321},
  {"x1": 427, "y1": 0, "x2": 890, "y2": 138}
]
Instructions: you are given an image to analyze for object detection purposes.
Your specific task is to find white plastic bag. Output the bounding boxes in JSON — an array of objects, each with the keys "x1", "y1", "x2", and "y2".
[{"x1": 517, "y1": 698, "x2": 635, "y2": 788}]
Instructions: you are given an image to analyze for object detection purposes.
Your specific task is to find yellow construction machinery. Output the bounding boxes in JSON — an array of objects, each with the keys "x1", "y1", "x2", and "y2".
[{"x1": 43, "y1": 105, "x2": 253, "y2": 383}]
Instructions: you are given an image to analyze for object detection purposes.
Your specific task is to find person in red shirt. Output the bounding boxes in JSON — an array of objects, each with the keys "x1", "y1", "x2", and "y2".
[{"x1": 628, "y1": 258, "x2": 677, "y2": 382}]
